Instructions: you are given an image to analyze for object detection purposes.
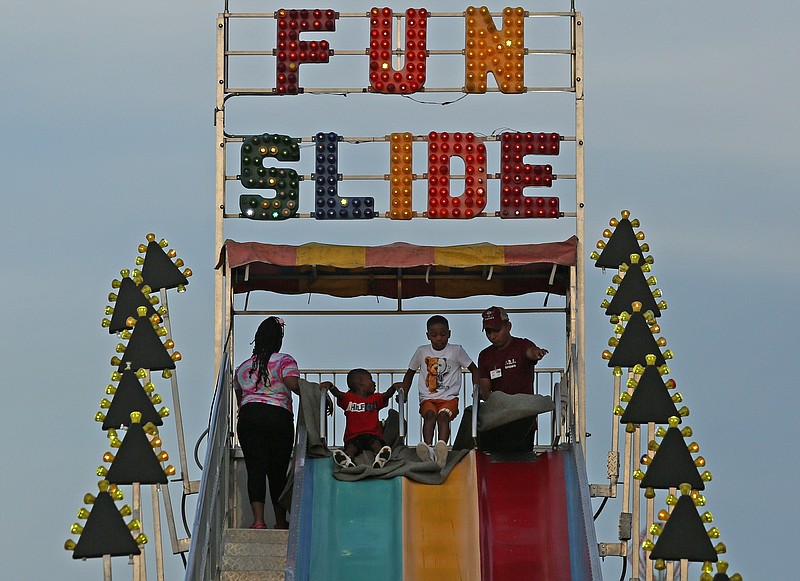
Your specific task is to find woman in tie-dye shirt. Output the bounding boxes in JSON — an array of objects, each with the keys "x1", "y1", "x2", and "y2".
[{"x1": 234, "y1": 316, "x2": 300, "y2": 530}]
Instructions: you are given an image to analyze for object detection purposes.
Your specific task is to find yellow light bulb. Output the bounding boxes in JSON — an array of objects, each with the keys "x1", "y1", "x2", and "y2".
[
  {"x1": 171, "y1": 351, "x2": 182, "y2": 362},
  {"x1": 103, "y1": 452, "x2": 115, "y2": 463},
  {"x1": 143, "y1": 382, "x2": 155, "y2": 393},
  {"x1": 70, "y1": 523, "x2": 83, "y2": 535},
  {"x1": 632, "y1": 364, "x2": 645, "y2": 375},
  {"x1": 707, "y1": 527, "x2": 720, "y2": 539},
  {"x1": 108, "y1": 293, "x2": 117, "y2": 302},
  {"x1": 668, "y1": 415, "x2": 681, "y2": 428},
  {"x1": 119, "y1": 504, "x2": 132, "y2": 517},
  {"x1": 648, "y1": 440, "x2": 659, "y2": 452},
  {"x1": 143, "y1": 422, "x2": 158, "y2": 435},
  {"x1": 671, "y1": 392, "x2": 683, "y2": 403},
  {"x1": 666, "y1": 494, "x2": 677, "y2": 506},
  {"x1": 105, "y1": 385, "x2": 117, "y2": 396},
  {"x1": 700, "y1": 511, "x2": 713, "y2": 523},
  {"x1": 654, "y1": 559, "x2": 666, "y2": 571},
  {"x1": 135, "y1": 256, "x2": 144, "y2": 266},
  {"x1": 104, "y1": 306, "x2": 114, "y2": 316},
  {"x1": 644, "y1": 487, "x2": 655, "y2": 499},
  {"x1": 141, "y1": 284, "x2": 152, "y2": 295},
  {"x1": 101, "y1": 318, "x2": 111, "y2": 328},
  {"x1": 177, "y1": 284, "x2": 186, "y2": 293},
  {"x1": 150, "y1": 314, "x2": 161, "y2": 325},
  {"x1": 648, "y1": 523, "x2": 662, "y2": 536},
  {"x1": 625, "y1": 422, "x2": 636, "y2": 433},
  {"x1": 183, "y1": 268, "x2": 192, "y2": 278},
  {"x1": 77, "y1": 508, "x2": 90, "y2": 519},
  {"x1": 641, "y1": 540, "x2": 655, "y2": 551},
  {"x1": 84, "y1": 493, "x2": 96, "y2": 504},
  {"x1": 608, "y1": 337, "x2": 619, "y2": 347},
  {"x1": 157, "y1": 327, "x2": 168, "y2": 337},
  {"x1": 135, "y1": 533, "x2": 149, "y2": 545},
  {"x1": 658, "y1": 364, "x2": 670, "y2": 375},
  {"x1": 150, "y1": 437, "x2": 162, "y2": 448},
  {"x1": 695, "y1": 456, "x2": 706, "y2": 467},
  {"x1": 158, "y1": 407, "x2": 171, "y2": 418},
  {"x1": 98, "y1": 480, "x2": 110, "y2": 492},
  {"x1": 99, "y1": 398, "x2": 112, "y2": 409},
  {"x1": 679, "y1": 483, "x2": 692, "y2": 496},
  {"x1": 652, "y1": 288, "x2": 662, "y2": 298},
  {"x1": 146, "y1": 233, "x2": 156, "y2": 242},
  {"x1": 115, "y1": 343, "x2": 126, "y2": 353},
  {"x1": 157, "y1": 306, "x2": 168, "y2": 316},
  {"x1": 159, "y1": 238, "x2": 168, "y2": 248},
  {"x1": 128, "y1": 519, "x2": 141, "y2": 532},
  {"x1": 633, "y1": 470, "x2": 645, "y2": 480},
  {"x1": 138, "y1": 244, "x2": 147, "y2": 253},
  {"x1": 656, "y1": 337, "x2": 667, "y2": 347},
  {"x1": 164, "y1": 465, "x2": 176, "y2": 476},
  {"x1": 151, "y1": 394, "x2": 162, "y2": 404},
  {"x1": 681, "y1": 426, "x2": 693, "y2": 437},
  {"x1": 619, "y1": 392, "x2": 631, "y2": 403},
  {"x1": 687, "y1": 442, "x2": 700, "y2": 453},
  {"x1": 602, "y1": 350, "x2": 613, "y2": 361},
  {"x1": 135, "y1": 368, "x2": 147, "y2": 379},
  {"x1": 702, "y1": 561, "x2": 713, "y2": 573},
  {"x1": 605, "y1": 286, "x2": 616, "y2": 296},
  {"x1": 640, "y1": 454, "x2": 652, "y2": 466},
  {"x1": 596, "y1": 240, "x2": 606, "y2": 249},
  {"x1": 613, "y1": 367, "x2": 623, "y2": 377},
  {"x1": 657, "y1": 509, "x2": 670, "y2": 521},
  {"x1": 644, "y1": 354, "x2": 656, "y2": 366},
  {"x1": 110, "y1": 356, "x2": 122, "y2": 366},
  {"x1": 655, "y1": 427, "x2": 667, "y2": 438},
  {"x1": 612, "y1": 274, "x2": 623, "y2": 285},
  {"x1": 613, "y1": 405, "x2": 624, "y2": 416},
  {"x1": 701, "y1": 470, "x2": 713, "y2": 482},
  {"x1": 111, "y1": 488, "x2": 124, "y2": 501},
  {"x1": 636, "y1": 231, "x2": 645, "y2": 241},
  {"x1": 678, "y1": 406, "x2": 690, "y2": 417},
  {"x1": 96, "y1": 466, "x2": 108, "y2": 477},
  {"x1": 590, "y1": 251, "x2": 600, "y2": 261},
  {"x1": 120, "y1": 330, "x2": 132, "y2": 340},
  {"x1": 130, "y1": 411, "x2": 142, "y2": 424},
  {"x1": 64, "y1": 539, "x2": 77, "y2": 551},
  {"x1": 603, "y1": 229, "x2": 612, "y2": 238},
  {"x1": 94, "y1": 412, "x2": 106, "y2": 423},
  {"x1": 109, "y1": 437, "x2": 122, "y2": 448},
  {"x1": 714, "y1": 542, "x2": 727, "y2": 554},
  {"x1": 162, "y1": 369, "x2": 172, "y2": 379},
  {"x1": 164, "y1": 339, "x2": 174, "y2": 350}
]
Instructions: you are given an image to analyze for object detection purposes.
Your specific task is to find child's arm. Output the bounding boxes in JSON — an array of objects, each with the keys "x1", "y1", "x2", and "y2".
[
  {"x1": 322, "y1": 381, "x2": 343, "y2": 399},
  {"x1": 398, "y1": 368, "x2": 415, "y2": 397},
  {"x1": 381, "y1": 382, "x2": 401, "y2": 404}
]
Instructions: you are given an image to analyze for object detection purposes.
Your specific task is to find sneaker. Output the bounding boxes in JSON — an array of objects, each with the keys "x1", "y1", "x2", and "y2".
[
  {"x1": 416, "y1": 442, "x2": 435, "y2": 462},
  {"x1": 250, "y1": 521, "x2": 267, "y2": 530},
  {"x1": 333, "y1": 449, "x2": 355, "y2": 468},
  {"x1": 434, "y1": 441, "x2": 449, "y2": 469},
  {"x1": 372, "y1": 446, "x2": 392, "y2": 469}
]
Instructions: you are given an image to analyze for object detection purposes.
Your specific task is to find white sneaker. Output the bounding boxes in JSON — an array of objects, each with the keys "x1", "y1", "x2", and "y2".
[
  {"x1": 416, "y1": 442, "x2": 435, "y2": 462},
  {"x1": 372, "y1": 445, "x2": 392, "y2": 469},
  {"x1": 333, "y1": 449, "x2": 355, "y2": 468},
  {"x1": 434, "y1": 441, "x2": 449, "y2": 469}
]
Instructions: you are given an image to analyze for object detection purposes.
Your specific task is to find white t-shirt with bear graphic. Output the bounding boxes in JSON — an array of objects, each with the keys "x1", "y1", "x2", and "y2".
[{"x1": 407, "y1": 343, "x2": 474, "y2": 402}]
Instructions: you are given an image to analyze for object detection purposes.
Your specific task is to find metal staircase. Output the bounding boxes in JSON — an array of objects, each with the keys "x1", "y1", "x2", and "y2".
[{"x1": 219, "y1": 528, "x2": 288, "y2": 581}]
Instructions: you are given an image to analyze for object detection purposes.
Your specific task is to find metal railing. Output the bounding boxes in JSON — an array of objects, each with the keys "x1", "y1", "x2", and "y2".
[
  {"x1": 185, "y1": 355, "x2": 231, "y2": 581},
  {"x1": 304, "y1": 368, "x2": 567, "y2": 448}
]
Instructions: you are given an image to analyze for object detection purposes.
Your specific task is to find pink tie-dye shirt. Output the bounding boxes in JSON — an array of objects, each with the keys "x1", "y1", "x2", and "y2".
[{"x1": 233, "y1": 353, "x2": 300, "y2": 413}]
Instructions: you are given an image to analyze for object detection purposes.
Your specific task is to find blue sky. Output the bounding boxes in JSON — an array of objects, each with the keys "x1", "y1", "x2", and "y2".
[{"x1": 1, "y1": 1, "x2": 797, "y2": 579}]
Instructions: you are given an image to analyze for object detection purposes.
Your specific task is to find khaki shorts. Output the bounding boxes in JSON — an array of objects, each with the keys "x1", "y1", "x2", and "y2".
[{"x1": 419, "y1": 398, "x2": 459, "y2": 419}]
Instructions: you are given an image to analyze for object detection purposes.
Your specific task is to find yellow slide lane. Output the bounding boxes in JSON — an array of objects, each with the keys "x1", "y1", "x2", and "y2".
[{"x1": 402, "y1": 451, "x2": 481, "y2": 581}]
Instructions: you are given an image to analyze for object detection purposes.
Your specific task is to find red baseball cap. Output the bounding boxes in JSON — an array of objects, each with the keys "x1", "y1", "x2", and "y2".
[{"x1": 482, "y1": 306, "x2": 509, "y2": 331}]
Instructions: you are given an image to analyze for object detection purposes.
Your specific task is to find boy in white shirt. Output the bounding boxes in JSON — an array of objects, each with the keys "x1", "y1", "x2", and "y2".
[{"x1": 394, "y1": 315, "x2": 479, "y2": 468}]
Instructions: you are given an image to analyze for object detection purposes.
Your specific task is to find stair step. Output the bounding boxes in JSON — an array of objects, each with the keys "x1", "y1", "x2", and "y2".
[
  {"x1": 219, "y1": 571, "x2": 285, "y2": 581},
  {"x1": 220, "y1": 553, "x2": 286, "y2": 572},
  {"x1": 224, "y1": 528, "x2": 289, "y2": 544}
]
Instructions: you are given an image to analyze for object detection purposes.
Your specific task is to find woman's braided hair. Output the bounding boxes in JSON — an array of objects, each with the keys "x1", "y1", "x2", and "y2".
[{"x1": 250, "y1": 317, "x2": 284, "y2": 388}]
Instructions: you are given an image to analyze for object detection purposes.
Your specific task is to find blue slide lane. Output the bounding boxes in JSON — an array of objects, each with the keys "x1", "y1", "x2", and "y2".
[{"x1": 308, "y1": 457, "x2": 403, "y2": 581}]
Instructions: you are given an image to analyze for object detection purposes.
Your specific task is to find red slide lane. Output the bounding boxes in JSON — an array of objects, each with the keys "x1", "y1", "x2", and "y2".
[{"x1": 477, "y1": 451, "x2": 572, "y2": 581}]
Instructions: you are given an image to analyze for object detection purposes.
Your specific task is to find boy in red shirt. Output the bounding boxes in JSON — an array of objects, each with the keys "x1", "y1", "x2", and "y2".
[{"x1": 324, "y1": 368, "x2": 398, "y2": 469}]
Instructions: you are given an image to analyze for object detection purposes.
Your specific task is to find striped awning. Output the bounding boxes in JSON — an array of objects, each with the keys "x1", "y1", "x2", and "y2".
[{"x1": 217, "y1": 237, "x2": 577, "y2": 299}]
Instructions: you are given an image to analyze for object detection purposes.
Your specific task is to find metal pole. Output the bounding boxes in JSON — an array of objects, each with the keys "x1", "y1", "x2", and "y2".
[
  {"x1": 103, "y1": 554, "x2": 112, "y2": 581},
  {"x1": 151, "y1": 485, "x2": 165, "y2": 581},
  {"x1": 573, "y1": 12, "x2": 586, "y2": 452},
  {"x1": 644, "y1": 421, "x2": 655, "y2": 581},
  {"x1": 214, "y1": 14, "x2": 227, "y2": 378}
]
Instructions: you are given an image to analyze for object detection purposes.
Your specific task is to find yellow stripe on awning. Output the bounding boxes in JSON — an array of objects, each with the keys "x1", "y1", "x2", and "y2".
[
  {"x1": 434, "y1": 243, "x2": 506, "y2": 268},
  {"x1": 296, "y1": 243, "x2": 367, "y2": 269}
]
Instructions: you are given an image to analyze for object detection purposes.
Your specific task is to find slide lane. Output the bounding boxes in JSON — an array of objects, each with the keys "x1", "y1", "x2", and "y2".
[
  {"x1": 402, "y1": 451, "x2": 481, "y2": 581},
  {"x1": 476, "y1": 448, "x2": 601, "y2": 581},
  {"x1": 307, "y1": 457, "x2": 403, "y2": 581}
]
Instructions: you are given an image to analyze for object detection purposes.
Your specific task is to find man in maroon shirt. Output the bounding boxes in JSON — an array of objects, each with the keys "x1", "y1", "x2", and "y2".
[{"x1": 477, "y1": 306, "x2": 548, "y2": 451}]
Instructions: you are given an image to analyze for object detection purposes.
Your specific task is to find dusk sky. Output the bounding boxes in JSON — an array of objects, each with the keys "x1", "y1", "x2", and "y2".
[{"x1": 1, "y1": 1, "x2": 796, "y2": 579}]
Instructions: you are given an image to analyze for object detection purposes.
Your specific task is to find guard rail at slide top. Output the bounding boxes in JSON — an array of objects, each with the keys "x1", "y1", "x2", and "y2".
[{"x1": 184, "y1": 355, "x2": 230, "y2": 581}]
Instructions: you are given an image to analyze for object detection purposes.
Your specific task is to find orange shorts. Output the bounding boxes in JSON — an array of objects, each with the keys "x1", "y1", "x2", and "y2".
[{"x1": 419, "y1": 398, "x2": 459, "y2": 420}]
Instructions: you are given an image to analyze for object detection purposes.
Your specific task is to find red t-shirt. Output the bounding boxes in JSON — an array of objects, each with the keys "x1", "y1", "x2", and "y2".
[
  {"x1": 478, "y1": 336, "x2": 536, "y2": 395},
  {"x1": 337, "y1": 391, "x2": 388, "y2": 443}
]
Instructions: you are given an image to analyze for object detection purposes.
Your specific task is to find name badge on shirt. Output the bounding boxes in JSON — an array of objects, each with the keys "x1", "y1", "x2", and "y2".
[{"x1": 490, "y1": 368, "x2": 502, "y2": 380}]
